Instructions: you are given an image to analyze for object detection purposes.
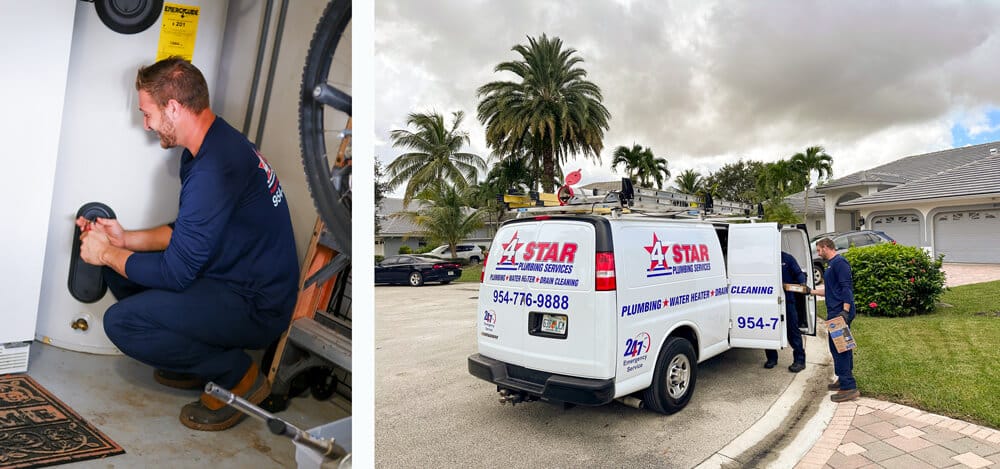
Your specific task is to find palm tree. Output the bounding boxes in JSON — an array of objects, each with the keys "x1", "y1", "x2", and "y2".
[
  {"x1": 386, "y1": 111, "x2": 487, "y2": 206},
  {"x1": 468, "y1": 154, "x2": 537, "y2": 237},
  {"x1": 611, "y1": 144, "x2": 670, "y2": 189},
  {"x1": 476, "y1": 34, "x2": 611, "y2": 192},
  {"x1": 484, "y1": 151, "x2": 539, "y2": 195},
  {"x1": 757, "y1": 159, "x2": 804, "y2": 201},
  {"x1": 790, "y1": 146, "x2": 833, "y2": 217},
  {"x1": 674, "y1": 169, "x2": 703, "y2": 195},
  {"x1": 397, "y1": 180, "x2": 484, "y2": 259}
]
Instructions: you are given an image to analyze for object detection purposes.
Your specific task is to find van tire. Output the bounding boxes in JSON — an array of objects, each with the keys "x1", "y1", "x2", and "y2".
[
  {"x1": 470, "y1": 256, "x2": 481, "y2": 265},
  {"x1": 408, "y1": 271, "x2": 424, "y2": 287},
  {"x1": 812, "y1": 263, "x2": 824, "y2": 285},
  {"x1": 643, "y1": 337, "x2": 697, "y2": 414}
]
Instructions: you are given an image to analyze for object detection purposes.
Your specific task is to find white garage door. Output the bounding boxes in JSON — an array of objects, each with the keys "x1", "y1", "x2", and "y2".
[
  {"x1": 871, "y1": 214, "x2": 921, "y2": 246},
  {"x1": 933, "y1": 210, "x2": 1000, "y2": 263}
]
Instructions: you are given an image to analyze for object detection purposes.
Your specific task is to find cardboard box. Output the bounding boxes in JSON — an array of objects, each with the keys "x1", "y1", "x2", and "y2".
[
  {"x1": 826, "y1": 316, "x2": 857, "y2": 353},
  {"x1": 783, "y1": 283, "x2": 808, "y2": 294}
]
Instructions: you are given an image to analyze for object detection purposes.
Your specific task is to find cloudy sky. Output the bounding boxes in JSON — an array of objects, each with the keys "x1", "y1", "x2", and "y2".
[{"x1": 374, "y1": 0, "x2": 1000, "y2": 197}]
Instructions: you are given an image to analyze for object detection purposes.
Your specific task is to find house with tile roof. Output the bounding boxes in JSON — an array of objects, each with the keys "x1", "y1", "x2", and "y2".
[
  {"x1": 375, "y1": 197, "x2": 495, "y2": 257},
  {"x1": 802, "y1": 140, "x2": 1000, "y2": 263}
]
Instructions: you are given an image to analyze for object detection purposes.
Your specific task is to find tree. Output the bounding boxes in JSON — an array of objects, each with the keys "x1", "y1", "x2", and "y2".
[
  {"x1": 790, "y1": 146, "x2": 833, "y2": 218},
  {"x1": 674, "y1": 169, "x2": 703, "y2": 195},
  {"x1": 611, "y1": 144, "x2": 670, "y2": 189},
  {"x1": 762, "y1": 199, "x2": 802, "y2": 224},
  {"x1": 397, "y1": 181, "x2": 484, "y2": 259},
  {"x1": 702, "y1": 159, "x2": 764, "y2": 203},
  {"x1": 477, "y1": 34, "x2": 611, "y2": 192},
  {"x1": 375, "y1": 157, "x2": 387, "y2": 235},
  {"x1": 484, "y1": 152, "x2": 538, "y2": 195},
  {"x1": 757, "y1": 159, "x2": 804, "y2": 201},
  {"x1": 386, "y1": 111, "x2": 487, "y2": 206},
  {"x1": 467, "y1": 154, "x2": 538, "y2": 238}
]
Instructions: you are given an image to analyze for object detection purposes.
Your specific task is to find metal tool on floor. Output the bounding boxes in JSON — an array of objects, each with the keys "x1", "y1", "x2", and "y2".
[{"x1": 205, "y1": 382, "x2": 349, "y2": 464}]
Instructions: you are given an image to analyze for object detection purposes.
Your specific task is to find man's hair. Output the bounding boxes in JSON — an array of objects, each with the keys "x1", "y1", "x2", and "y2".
[
  {"x1": 816, "y1": 238, "x2": 835, "y2": 250},
  {"x1": 135, "y1": 57, "x2": 209, "y2": 113}
]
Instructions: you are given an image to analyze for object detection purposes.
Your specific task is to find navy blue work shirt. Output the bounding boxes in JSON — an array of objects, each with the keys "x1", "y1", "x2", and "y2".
[{"x1": 822, "y1": 254, "x2": 855, "y2": 317}]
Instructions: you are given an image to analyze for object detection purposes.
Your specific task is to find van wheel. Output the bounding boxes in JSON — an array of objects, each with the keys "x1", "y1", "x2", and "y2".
[
  {"x1": 408, "y1": 271, "x2": 424, "y2": 287},
  {"x1": 643, "y1": 337, "x2": 697, "y2": 414},
  {"x1": 470, "y1": 256, "x2": 481, "y2": 265}
]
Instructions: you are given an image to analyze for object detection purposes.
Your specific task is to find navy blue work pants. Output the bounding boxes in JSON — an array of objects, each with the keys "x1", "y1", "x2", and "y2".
[
  {"x1": 102, "y1": 268, "x2": 287, "y2": 389},
  {"x1": 766, "y1": 297, "x2": 806, "y2": 364},
  {"x1": 827, "y1": 309, "x2": 857, "y2": 390}
]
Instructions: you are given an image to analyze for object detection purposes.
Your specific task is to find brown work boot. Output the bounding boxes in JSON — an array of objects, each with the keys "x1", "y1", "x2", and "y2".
[
  {"x1": 830, "y1": 389, "x2": 860, "y2": 402},
  {"x1": 154, "y1": 369, "x2": 204, "y2": 390},
  {"x1": 179, "y1": 362, "x2": 270, "y2": 431},
  {"x1": 827, "y1": 380, "x2": 841, "y2": 391}
]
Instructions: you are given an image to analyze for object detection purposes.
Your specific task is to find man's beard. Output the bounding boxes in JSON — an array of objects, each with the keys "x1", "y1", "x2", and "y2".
[{"x1": 158, "y1": 115, "x2": 177, "y2": 149}]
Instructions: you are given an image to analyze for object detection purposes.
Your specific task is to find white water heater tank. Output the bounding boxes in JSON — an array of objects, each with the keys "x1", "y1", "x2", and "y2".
[{"x1": 36, "y1": 0, "x2": 229, "y2": 354}]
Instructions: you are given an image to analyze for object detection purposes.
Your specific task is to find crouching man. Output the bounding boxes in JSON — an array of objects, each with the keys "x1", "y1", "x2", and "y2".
[{"x1": 78, "y1": 57, "x2": 299, "y2": 430}]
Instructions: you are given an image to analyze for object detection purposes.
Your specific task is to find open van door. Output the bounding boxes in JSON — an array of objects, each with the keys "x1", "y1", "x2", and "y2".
[
  {"x1": 727, "y1": 223, "x2": 785, "y2": 349},
  {"x1": 781, "y1": 225, "x2": 817, "y2": 336}
]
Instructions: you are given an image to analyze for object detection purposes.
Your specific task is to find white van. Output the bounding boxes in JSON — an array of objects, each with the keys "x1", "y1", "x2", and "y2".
[{"x1": 468, "y1": 213, "x2": 816, "y2": 414}]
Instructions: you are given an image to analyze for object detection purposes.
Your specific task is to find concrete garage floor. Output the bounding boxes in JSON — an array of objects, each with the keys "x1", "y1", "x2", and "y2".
[
  {"x1": 23, "y1": 343, "x2": 350, "y2": 468},
  {"x1": 374, "y1": 283, "x2": 831, "y2": 468}
]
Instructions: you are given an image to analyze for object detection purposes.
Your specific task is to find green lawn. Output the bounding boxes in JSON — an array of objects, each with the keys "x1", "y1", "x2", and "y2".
[
  {"x1": 457, "y1": 263, "x2": 482, "y2": 283},
  {"x1": 827, "y1": 281, "x2": 1000, "y2": 428},
  {"x1": 463, "y1": 266, "x2": 998, "y2": 426}
]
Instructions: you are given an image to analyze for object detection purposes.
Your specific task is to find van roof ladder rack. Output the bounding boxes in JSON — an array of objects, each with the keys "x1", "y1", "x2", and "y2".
[{"x1": 505, "y1": 178, "x2": 764, "y2": 221}]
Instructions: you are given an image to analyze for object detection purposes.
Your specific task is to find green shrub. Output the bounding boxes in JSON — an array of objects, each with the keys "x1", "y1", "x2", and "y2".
[
  {"x1": 842, "y1": 243, "x2": 946, "y2": 317},
  {"x1": 398, "y1": 245, "x2": 413, "y2": 254},
  {"x1": 375, "y1": 255, "x2": 385, "y2": 264}
]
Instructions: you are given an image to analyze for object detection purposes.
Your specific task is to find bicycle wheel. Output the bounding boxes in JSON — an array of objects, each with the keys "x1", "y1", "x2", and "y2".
[{"x1": 299, "y1": 0, "x2": 352, "y2": 257}]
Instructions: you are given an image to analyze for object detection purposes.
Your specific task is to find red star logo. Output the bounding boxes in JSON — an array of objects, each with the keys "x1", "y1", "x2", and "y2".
[
  {"x1": 499, "y1": 231, "x2": 524, "y2": 265},
  {"x1": 644, "y1": 233, "x2": 670, "y2": 271}
]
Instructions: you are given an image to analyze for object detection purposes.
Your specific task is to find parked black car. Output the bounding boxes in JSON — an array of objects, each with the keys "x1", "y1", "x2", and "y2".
[
  {"x1": 375, "y1": 255, "x2": 462, "y2": 286},
  {"x1": 810, "y1": 230, "x2": 895, "y2": 284}
]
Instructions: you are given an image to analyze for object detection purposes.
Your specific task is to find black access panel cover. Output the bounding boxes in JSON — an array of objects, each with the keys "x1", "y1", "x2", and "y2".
[{"x1": 69, "y1": 202, "x2": 116, "y2": 303}]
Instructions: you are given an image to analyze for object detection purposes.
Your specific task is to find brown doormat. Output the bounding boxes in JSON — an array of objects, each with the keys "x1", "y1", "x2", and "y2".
[{"x1": 0, "y1": 374, "x2": 124, "y2": 468}]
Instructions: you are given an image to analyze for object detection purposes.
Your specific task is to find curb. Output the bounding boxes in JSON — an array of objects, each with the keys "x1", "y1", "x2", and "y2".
[{"x1": 695, "y1": 325, "x2": 835, "y2": 469}]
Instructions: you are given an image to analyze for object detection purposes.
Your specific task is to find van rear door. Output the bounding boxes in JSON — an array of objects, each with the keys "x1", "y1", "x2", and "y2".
[
  {"x1": 781, "y1": 225, "x2": 817, "y2": 336},
  {"x1": 477, "y1": 217, "x2": 614, "y2": 379},
  {"x1": 726, "y1": 223, "x2": 785, "y2": 349}
]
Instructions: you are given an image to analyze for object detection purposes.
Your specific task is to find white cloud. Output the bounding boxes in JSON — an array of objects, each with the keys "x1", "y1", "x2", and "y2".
[{"x1": 376, "y1": 0, "x2": 1000, "y2": 197}]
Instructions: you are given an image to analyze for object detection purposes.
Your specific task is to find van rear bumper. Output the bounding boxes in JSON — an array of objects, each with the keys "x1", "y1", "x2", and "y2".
[{"x1": 467, "y1": 353, "x2": 615, "y2": 406}]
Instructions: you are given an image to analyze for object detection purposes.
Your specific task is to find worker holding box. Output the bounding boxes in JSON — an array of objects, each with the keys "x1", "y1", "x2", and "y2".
[
  {"x1": 811, "y1": 237, "x2": 860, "y2": 403},
  {"x1": 764, "y1": 251, "x2": 808, "y2": 372}
]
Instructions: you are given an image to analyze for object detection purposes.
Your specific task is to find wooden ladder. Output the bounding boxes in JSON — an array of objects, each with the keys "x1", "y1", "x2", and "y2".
[{"x1": 264, "y1": 217, "x2": 352, "y2": 409}]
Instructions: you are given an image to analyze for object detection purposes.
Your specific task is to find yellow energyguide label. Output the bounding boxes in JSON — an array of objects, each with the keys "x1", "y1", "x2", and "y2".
[{"x1": 156, "y1": 3, "x2": 200, "y2": 62}]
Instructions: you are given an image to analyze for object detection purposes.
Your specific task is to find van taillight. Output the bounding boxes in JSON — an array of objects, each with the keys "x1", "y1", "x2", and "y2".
[
  {"x1": 480, "y1": 252, "x2": 488, "y2": 283},
  {"x1": 595, "y1": 252, "x2": 616, "y2": 291}
]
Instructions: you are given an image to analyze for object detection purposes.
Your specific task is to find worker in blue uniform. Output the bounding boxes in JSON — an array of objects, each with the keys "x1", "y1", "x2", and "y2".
[
  {"x1": 812, "y1": 237, "x2": 860, "y2": 403},
  {"x1": 764, "y1": 251, "x2": 808, "y2": 372},
  {"x1": 77, "y1": 57, "x2": 299, "y2": 431}
]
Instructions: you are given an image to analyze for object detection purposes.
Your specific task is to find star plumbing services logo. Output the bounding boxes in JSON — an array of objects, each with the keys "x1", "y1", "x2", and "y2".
[{"x1": 496, "y1": 231, "x2": 523, "y2": 271}]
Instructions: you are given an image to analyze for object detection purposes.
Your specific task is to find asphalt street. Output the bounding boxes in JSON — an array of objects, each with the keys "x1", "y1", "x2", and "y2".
[{"x1": 374, "y1": 282, "x2": 824, "y2": 468}]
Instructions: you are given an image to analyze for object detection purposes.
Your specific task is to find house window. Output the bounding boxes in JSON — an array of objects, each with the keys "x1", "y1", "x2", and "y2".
[{"x1": 815, "y1": 220, "x2": 821, "y2": 231}]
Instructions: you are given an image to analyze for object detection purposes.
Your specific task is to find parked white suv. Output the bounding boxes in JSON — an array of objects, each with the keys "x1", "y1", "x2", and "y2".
[{"x1": 428, "y1": 244, "x2": 483, "y2": 264}]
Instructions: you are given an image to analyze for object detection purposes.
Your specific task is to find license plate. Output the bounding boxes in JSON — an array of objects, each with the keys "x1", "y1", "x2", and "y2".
[
  {"x1": 540, "y1": 314, "x2": 567, "y2": 334},
  {"x1": 447, "y1": 271, "x2": 454, "y2": 276}
]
